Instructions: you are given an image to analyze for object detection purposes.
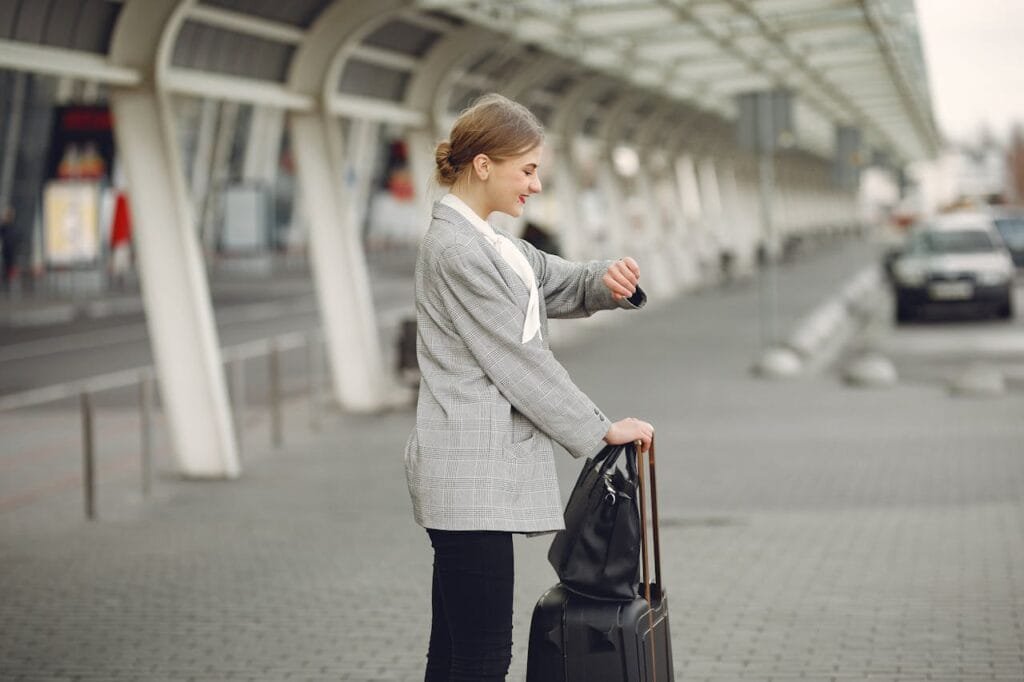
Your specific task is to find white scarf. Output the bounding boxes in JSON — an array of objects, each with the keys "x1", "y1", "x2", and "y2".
[{"x1": 440, "y1": 193, "x2": 541, "y2": 343}]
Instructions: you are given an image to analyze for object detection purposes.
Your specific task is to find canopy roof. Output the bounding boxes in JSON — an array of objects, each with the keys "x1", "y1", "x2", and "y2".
[
  {"x1": 423, "y1": 0, "x2": 940, "y2": 160},
  {"x1": 0, "y1": 0, "x2": 940, "y2": 163}
]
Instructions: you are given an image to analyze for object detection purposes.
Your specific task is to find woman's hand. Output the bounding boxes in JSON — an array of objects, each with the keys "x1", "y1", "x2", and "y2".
[
  {"x1": 604, "y1": 417, "x2": 654, "y2": 453},
  {"x1": 603, "y1": 257, "x2": 640, "y2": 300}
]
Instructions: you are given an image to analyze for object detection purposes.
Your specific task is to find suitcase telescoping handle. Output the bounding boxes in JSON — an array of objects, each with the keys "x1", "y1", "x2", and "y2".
[
  {"x1": 635, "y1": 437, "x2": 663, "y2": 603},
  {"x1": 636, "y1": 437, "x2": 664, "y2": 681}
]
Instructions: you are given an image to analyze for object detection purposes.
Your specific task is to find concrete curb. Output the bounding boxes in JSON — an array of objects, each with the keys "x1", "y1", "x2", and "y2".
[{"x1": 755, "y1": 265, "x2": 887, "y2": 378}]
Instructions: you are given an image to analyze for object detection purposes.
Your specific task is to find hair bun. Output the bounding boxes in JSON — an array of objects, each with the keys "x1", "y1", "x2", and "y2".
[{"x1": 435, "y1": 140, "x2": 459, "y2": 185}]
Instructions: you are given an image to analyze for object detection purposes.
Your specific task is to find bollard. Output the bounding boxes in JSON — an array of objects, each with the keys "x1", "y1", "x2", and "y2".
[
  {"x1": 268, "y1": 340, "x2": 282, "y2": 448},
  {"x1": 307, "y1": 332, "x2": 321, "y2": 432},
  {"x1": 139, "y1": 371, "x2": 154, "y2": 497},
  {"x1": 80, "y1": 392, "x2": 96, "y2": 520},
  {"x1": 231, "y1": 357, "x2": 246, "y2": 461}
]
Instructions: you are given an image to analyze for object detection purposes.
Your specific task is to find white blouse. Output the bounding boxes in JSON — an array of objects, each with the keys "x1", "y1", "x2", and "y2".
[{"x1": 440, "y1": 193, "x2": 541, "y2": 343}]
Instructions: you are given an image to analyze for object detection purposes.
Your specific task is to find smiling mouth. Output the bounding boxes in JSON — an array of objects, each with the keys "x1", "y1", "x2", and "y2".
[{"x1": 518, "y1": 196, "x2": 526, "y2": 205}]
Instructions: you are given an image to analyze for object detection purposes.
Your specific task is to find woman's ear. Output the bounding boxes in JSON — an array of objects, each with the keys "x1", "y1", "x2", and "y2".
[{"x1": 471, "y1": 153, "x2": 491, "y2": 181}]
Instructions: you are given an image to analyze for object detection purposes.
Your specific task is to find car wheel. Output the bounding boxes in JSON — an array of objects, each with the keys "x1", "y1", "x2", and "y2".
[
  {"x1": 895, "y1": 300, "x2": 915, "y2": 324},
  {"x1": 996, "y1": 299, "x2": 1014, "y2": 319}
]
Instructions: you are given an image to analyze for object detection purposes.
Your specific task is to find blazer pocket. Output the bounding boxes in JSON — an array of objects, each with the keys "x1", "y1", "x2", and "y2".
[{"x1": 503, "y1": 432, "x2": 538, "y2": 461}]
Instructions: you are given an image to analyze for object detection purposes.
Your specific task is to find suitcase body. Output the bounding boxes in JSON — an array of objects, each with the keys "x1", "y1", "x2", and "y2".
[
  {"x1": 526, "y1": 583, "x2": 673, "y2": 682},
  {"x1": 527, "y1": 441, "x2": 674, "y2": 681}
]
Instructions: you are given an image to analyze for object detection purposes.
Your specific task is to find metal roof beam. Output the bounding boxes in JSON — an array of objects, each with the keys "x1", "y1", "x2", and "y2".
[
  {"x1": 187, "y1": 4, "x2": 306, "y2": 45},
  {"x1": 163, "y1": 67, "x2": 313, "y2": 109},
  {"x1": 856, "y1": 0, "x2": 940, "y2": 154},
  {"x1": 0, "y1": 38, "x2": 140, "y2": 84}
]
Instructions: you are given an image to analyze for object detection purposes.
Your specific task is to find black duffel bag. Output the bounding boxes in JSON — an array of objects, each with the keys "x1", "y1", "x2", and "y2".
[{"x1": 547, "y1": 442, "x2": 641, "y2": 601}]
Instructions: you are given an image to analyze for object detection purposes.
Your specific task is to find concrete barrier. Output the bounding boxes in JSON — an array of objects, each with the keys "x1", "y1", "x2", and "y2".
[{"x1": 756, "y1": 265, "x2": 886, "y2": 378}]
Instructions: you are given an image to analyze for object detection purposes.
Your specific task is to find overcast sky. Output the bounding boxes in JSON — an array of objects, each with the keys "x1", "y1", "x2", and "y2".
[{"x1": 914, "y1": 0, "x2": 1024, "y2": 144}]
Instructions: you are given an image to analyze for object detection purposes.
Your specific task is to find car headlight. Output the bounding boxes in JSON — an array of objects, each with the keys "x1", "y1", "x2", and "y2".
[
  {"x1": 894, "y1": 262, "x2": 927, "y2": 286},
  {"x1": 978, "y1": 269, "x2": 1011, "y2": 286}
]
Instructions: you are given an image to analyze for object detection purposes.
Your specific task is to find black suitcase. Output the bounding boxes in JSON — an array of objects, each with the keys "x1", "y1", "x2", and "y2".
[{"x1": 527, "y1": 441, "x2": 674, "y2": 681}]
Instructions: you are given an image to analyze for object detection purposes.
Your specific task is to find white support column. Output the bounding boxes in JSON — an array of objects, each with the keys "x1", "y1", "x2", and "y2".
[
  {"x1": 594, "y1": 97, "x2": 638, "y2": 260},
  {"x1": 189, "y1": 98, "x2": 218, "y2": 226},
  {"x1": 653, "y1": 157, "x2": 695, "y2": 291},
  {"x1": 630, "y1": 102, "x2": 681, "y2": 298},
  {"x1": 291, "y1": 113, "x2": 389, "y2": 411},
  {"x1": 675, "y1": 153, "x2": 707, "y2": 282},
  {"x1": 404, "y1": 27, "x2": 496, "y2": 223},
  {"x1": 0, "y1": 71, "x2": 26, "y2": 211},
  {"x1": 718, "y1": 160, "x2": 756, "y2": 276},
  {"x1": 199, "y1": 101, "x2": 240, "y2": 253},
  {"x1": 774, "y1": 162, "x2": 792, "y2": 248},
  {"x1": 548, "y1": 77, "x2": 616, "y2": 262},
  {"x1": 342, "y1": 117, "x2": 381, "y2": 236},
  {"x1": 631, "y1": 164, "x2": 677, "y2": 298},
  {"x1": 108, "y1": 0, "x2": 239, "y2": 478},
  {"x1": 287, "y1": 0, "x2": 409, "y2": 412},
  {"x1": 593, "y1": 162, "x2": 628, "y2": 259},
  {"x1": 243, "y1": 105, "x2": 285, "y2": 184},
  {"x1": 552, "y1": 147, "x2": 584, "y2": 259},
  {"x1": 697, "y1": 157, "x2": 725, "y2": 270}
]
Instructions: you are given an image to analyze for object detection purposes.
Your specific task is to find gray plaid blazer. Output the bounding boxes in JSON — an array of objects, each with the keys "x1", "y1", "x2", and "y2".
[{"x1": 404, "y1": 201, "x2": 646, "y2": 533}]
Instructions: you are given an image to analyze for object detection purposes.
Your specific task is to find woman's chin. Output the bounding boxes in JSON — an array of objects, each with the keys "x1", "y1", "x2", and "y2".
[{"x1": 497, "y1": 205, "x2": 524, "y2": 218}]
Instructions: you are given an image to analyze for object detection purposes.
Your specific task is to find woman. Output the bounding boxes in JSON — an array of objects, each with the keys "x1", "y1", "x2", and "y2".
[{"x1": 404, "y1": 93, "x2": 654, "y2": 681}]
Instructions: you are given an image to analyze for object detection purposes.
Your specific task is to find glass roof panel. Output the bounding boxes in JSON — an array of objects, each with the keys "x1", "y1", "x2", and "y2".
[
  {"x1": 362, "y1": 19, "x2": 443, "y2": 58},
  {"x1": 199, "y1": 0, "x2": 331, "y2": 29},
  {"x1": 421, "y1": 0, "x2": 940, "y2": 160},
  {"x1": 338, "y1": 59, "x2": 411, "y2": 102},
  {"x1": 573, "y1": 5, "x2": 678, "y2": 34}
]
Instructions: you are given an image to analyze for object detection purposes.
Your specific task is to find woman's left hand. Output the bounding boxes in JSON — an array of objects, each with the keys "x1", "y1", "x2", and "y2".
[{"x1": 603, "y1": 257, "x2": 640, "y2": 300}]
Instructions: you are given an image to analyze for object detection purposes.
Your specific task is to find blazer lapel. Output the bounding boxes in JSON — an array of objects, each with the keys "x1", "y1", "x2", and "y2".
[{"x1": 431, "y1": 201, "x2": 531, "y2": 302}]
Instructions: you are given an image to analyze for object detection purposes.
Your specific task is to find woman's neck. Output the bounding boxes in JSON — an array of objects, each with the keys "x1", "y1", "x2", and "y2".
[{"x1": 449, "y1": 184, "x2": 491, "y2": 222}]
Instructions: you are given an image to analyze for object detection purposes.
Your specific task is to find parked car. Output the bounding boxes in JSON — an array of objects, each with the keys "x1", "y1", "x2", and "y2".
[
  {"x1": 889, "y1": 213, "x2": 1016, "y2": 323},
  {"x1": 991, "y1": 208, "x2": 1024, "y2": 269}
]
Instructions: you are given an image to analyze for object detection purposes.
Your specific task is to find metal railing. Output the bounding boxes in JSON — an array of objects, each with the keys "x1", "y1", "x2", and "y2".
[{"x1": 0, "y1": 329, "x2": 328, "y2": 520}]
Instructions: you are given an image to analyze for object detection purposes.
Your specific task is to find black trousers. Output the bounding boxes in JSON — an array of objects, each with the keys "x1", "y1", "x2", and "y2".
[{"x1": 424, "y1": 529, "x2": 514, "y2": 682}]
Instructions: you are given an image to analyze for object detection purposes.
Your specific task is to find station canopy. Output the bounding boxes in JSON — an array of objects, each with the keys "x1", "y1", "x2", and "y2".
[
  {"x1": 0, "y1": 0, "x2": 941, "y2": 164},
  {"x1": 424, "y1": 0, "x2": 940, "y2": 162}
]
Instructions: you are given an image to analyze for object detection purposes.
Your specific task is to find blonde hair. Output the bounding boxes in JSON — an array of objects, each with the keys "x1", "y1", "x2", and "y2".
[{"x1": 435, "y1": 93, "x2": 544, "y2": 186}]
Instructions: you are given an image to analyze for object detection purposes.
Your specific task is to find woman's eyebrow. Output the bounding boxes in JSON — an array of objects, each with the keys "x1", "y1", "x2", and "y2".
[{"x1": 523, "y1": 163, "x2": 539, "y2": 169}]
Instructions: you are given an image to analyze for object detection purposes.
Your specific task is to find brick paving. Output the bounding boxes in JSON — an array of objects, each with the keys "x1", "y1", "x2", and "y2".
[{"x1": 2, "y1": 238, "x2": 1024, "y2": 681}]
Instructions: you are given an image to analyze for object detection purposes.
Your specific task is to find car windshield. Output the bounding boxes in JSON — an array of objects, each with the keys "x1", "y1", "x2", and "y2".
[
  {"x1": 914, "y1": 229, "x2": 997, "y2": 254},
  {"x1": 994, "y1": 218, "x2": 1024, "y2": 249}
]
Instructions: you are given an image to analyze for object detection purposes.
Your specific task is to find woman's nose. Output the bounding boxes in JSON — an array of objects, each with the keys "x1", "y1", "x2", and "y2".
[{"x1": 531, "y1": 177, "x2": 542, "y2": 193}]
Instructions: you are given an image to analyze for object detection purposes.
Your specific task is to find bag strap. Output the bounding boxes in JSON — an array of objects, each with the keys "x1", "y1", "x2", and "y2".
[{"x1": 595, "y1": 442, "x2": 637, "y2": 481}]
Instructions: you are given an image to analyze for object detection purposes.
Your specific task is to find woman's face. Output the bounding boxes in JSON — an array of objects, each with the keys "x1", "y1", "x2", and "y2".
[{"x1": 483, "y1": 145, "x2": 543, "y2": 217}]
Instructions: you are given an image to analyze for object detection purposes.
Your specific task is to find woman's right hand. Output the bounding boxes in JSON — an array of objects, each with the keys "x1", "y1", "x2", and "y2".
[{"x1": 604, "y1": 417, "x2": 654, "y2": 453}]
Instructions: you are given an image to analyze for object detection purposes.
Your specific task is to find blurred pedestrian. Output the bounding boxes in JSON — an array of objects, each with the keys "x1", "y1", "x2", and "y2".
[
  {"x1": 521, "y1": 219, "x2": 561, "y2": 256},
  {"x1": 108, "y1": 191, "x2": 133, "y2": 287},
  {"x1": 404, "y1": 93, "x2": 654, "y2": 681}
]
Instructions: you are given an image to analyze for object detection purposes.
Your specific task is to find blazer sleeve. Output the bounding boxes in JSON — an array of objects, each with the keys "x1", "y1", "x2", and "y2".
[
  {"x1": 433, "y1": 242, "x2": 610, "y2": 459},
  {"x1": 515, "y1": 238, "x2": 647, "y2": 319}
]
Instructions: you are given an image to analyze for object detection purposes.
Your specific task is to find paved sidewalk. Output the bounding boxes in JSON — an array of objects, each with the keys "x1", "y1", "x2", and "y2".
[{"x1": 2, "y1": 238, "x2": 1024, "y2": 681}]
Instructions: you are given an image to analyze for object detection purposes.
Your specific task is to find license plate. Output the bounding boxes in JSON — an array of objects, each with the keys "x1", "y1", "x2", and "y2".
[{"x1": 929, "y1": 281, "x2": 973, "y2": 300}]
